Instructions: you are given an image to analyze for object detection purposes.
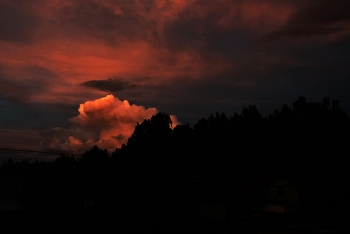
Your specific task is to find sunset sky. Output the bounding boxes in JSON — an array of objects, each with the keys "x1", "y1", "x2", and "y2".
[{"x1": 1, "y1": 0, "x2": 350, "y2": 154}]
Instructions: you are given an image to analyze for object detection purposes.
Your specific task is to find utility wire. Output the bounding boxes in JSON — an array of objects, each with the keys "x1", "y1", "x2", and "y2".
[{"x1": 0, "y1": 147, "x2": 80, "y2": 156}]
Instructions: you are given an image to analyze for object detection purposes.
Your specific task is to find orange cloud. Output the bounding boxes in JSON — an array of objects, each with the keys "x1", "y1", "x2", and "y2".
[{"x1": 49, "y1": 95, "x2": 179, "y2": 153}]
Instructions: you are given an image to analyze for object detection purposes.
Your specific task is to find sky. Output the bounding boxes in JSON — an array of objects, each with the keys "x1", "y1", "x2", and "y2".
[{"x1": 1, "y1": 0, "x2": 350, "y2": 155}]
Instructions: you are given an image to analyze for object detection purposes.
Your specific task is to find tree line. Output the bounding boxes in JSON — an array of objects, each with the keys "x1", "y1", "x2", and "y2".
[
  {"x1": 2, "y1": 96, "x2": 350, "y2": 193},
  {"x1": 1, "y1": 96, "x2": 350, "y2": 232}
]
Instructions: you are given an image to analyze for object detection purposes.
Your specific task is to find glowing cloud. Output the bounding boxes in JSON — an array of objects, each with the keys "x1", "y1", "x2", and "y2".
[{"x1": 50, "y1": 95, "x2": 179, "y2": 153}]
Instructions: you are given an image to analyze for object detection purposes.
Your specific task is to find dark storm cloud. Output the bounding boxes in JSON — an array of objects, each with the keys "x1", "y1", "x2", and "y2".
[
  {"x1": 260, "y1": 0, "x2": 350, "y2": 41},
  {"x1": 81, "y1": 77, "x2": 137, "y2": 92},
  {"x1": 112, "y1": 134, "x2": 125, "y2": 142},
  {"x1": 0, "y1": 65, "x2": 58, "y2": 103},
  {"x1": 0, "y1": 3, "x2": 40, "y2": 43},
  {"x1": 145, "y1": 72, "x2": 350, "y2": 125},
  {"x1": 0, "y1": 65, "x2": 77, "y2": 129},
  {"x1": 80, "y1": 77, "x2": 170, "y2": 100},
  {"x1": 162, "y1": 0, "x2": 295, "y2": 60},
  {"x1": 0, "y1": 99, "x2": 77, "y2": 131},
  {"x1": 163, "y1": 1, "x2": 246, "y2": 56},
  {"x1": 164, "y1": 20, "x2": 249, "y2": 57},
  {"x1": 58, "y1": 0, "x2": 154, "y2": 43},
  {"x1": 136, "y1": 33, "x2": 350, "y2": 124},
  {"x1": 23, "y1": 66, "x2": 58, "y2": 80}
]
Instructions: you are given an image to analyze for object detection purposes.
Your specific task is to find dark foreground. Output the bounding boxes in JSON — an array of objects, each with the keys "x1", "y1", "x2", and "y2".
[
  {"x1": 1, "y1": 207, "x2": 350, "y2": 233},
  {"x1": 1, "y1": 178, "x2": 350, "y2": 234}
]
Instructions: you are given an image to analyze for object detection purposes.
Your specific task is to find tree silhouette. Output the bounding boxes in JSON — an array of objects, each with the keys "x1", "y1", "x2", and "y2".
[
  {"x1": 118, "y1": 112, "x2": 174, "y2": 180},
  {"x1": 127, "y1": 112, "x2": 172, "y2": 150},
  {"x1": 80, "y1": 145, "x2": 109, "y2": 164},
  {"x1": 1, "y1": 95, "x2": 350, "y2": 230}
]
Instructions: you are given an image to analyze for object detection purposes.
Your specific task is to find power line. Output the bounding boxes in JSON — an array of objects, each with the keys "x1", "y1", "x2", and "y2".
[{"x1": 0, "y1": 147, "x2": 80, "y2": 156}]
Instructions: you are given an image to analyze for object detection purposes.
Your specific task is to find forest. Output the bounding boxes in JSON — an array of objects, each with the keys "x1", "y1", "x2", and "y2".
[{"x1": 1, "y1": 96, "x2": 350, "y2": 233}]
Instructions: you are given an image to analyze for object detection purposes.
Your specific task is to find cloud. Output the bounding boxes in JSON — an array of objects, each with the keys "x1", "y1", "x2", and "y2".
[
  {"x1": 0, "y1": 129, "x2": 59, "y2": 159},
  {"x1": 2, "y1": 0, "x2": 290, "y2": 108},
  {"x1": 81, "y1": 77, "x2": 137, "y2": 92},
  {"x1": 0, "y1": 3, "x2": 40, "y2": 43},
  {"x1": 57, "y1": 0, "x2": 155, "y2": 44},
  {"x1": 0, "y1": 64, "x2": 58, "y2": 103},
  {"x1": 1, "y1": 0, "x2": 350, "y2": 152},
  {"x1": 163, "y1": 0, "x2": 295, "y2": 54},
  {"x1": 49, "y1": 94, "x2": 180, "y2": 153},
  {"x1": 259, "y1": 0, "x2": 350, "y2": 41}
]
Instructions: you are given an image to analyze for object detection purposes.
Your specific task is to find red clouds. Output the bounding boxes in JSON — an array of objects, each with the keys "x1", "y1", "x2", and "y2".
[
  {"x1": 1, "y1": 0, "x2": 350, "y2": 152},
  {"x1": 0, "y1": 1, "x2": 309, "y2": 106},
  {"x1": 50, "y1": 95, "x2": 179, "y2": 153},
  {"x1": 0, "y1": 0, "x2": 347, "y2": 102},
  {"x1": 0, "y1": 0, "x2": 297, "y2": 95},
  {"x1": 257, "y1": 0, "x2": 350, "y2": 42}
]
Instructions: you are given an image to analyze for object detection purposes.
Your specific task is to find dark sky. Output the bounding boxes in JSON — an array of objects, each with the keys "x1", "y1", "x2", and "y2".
[{"x1": 1, "y1": 0, "x2": 350, "y2": 153}]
